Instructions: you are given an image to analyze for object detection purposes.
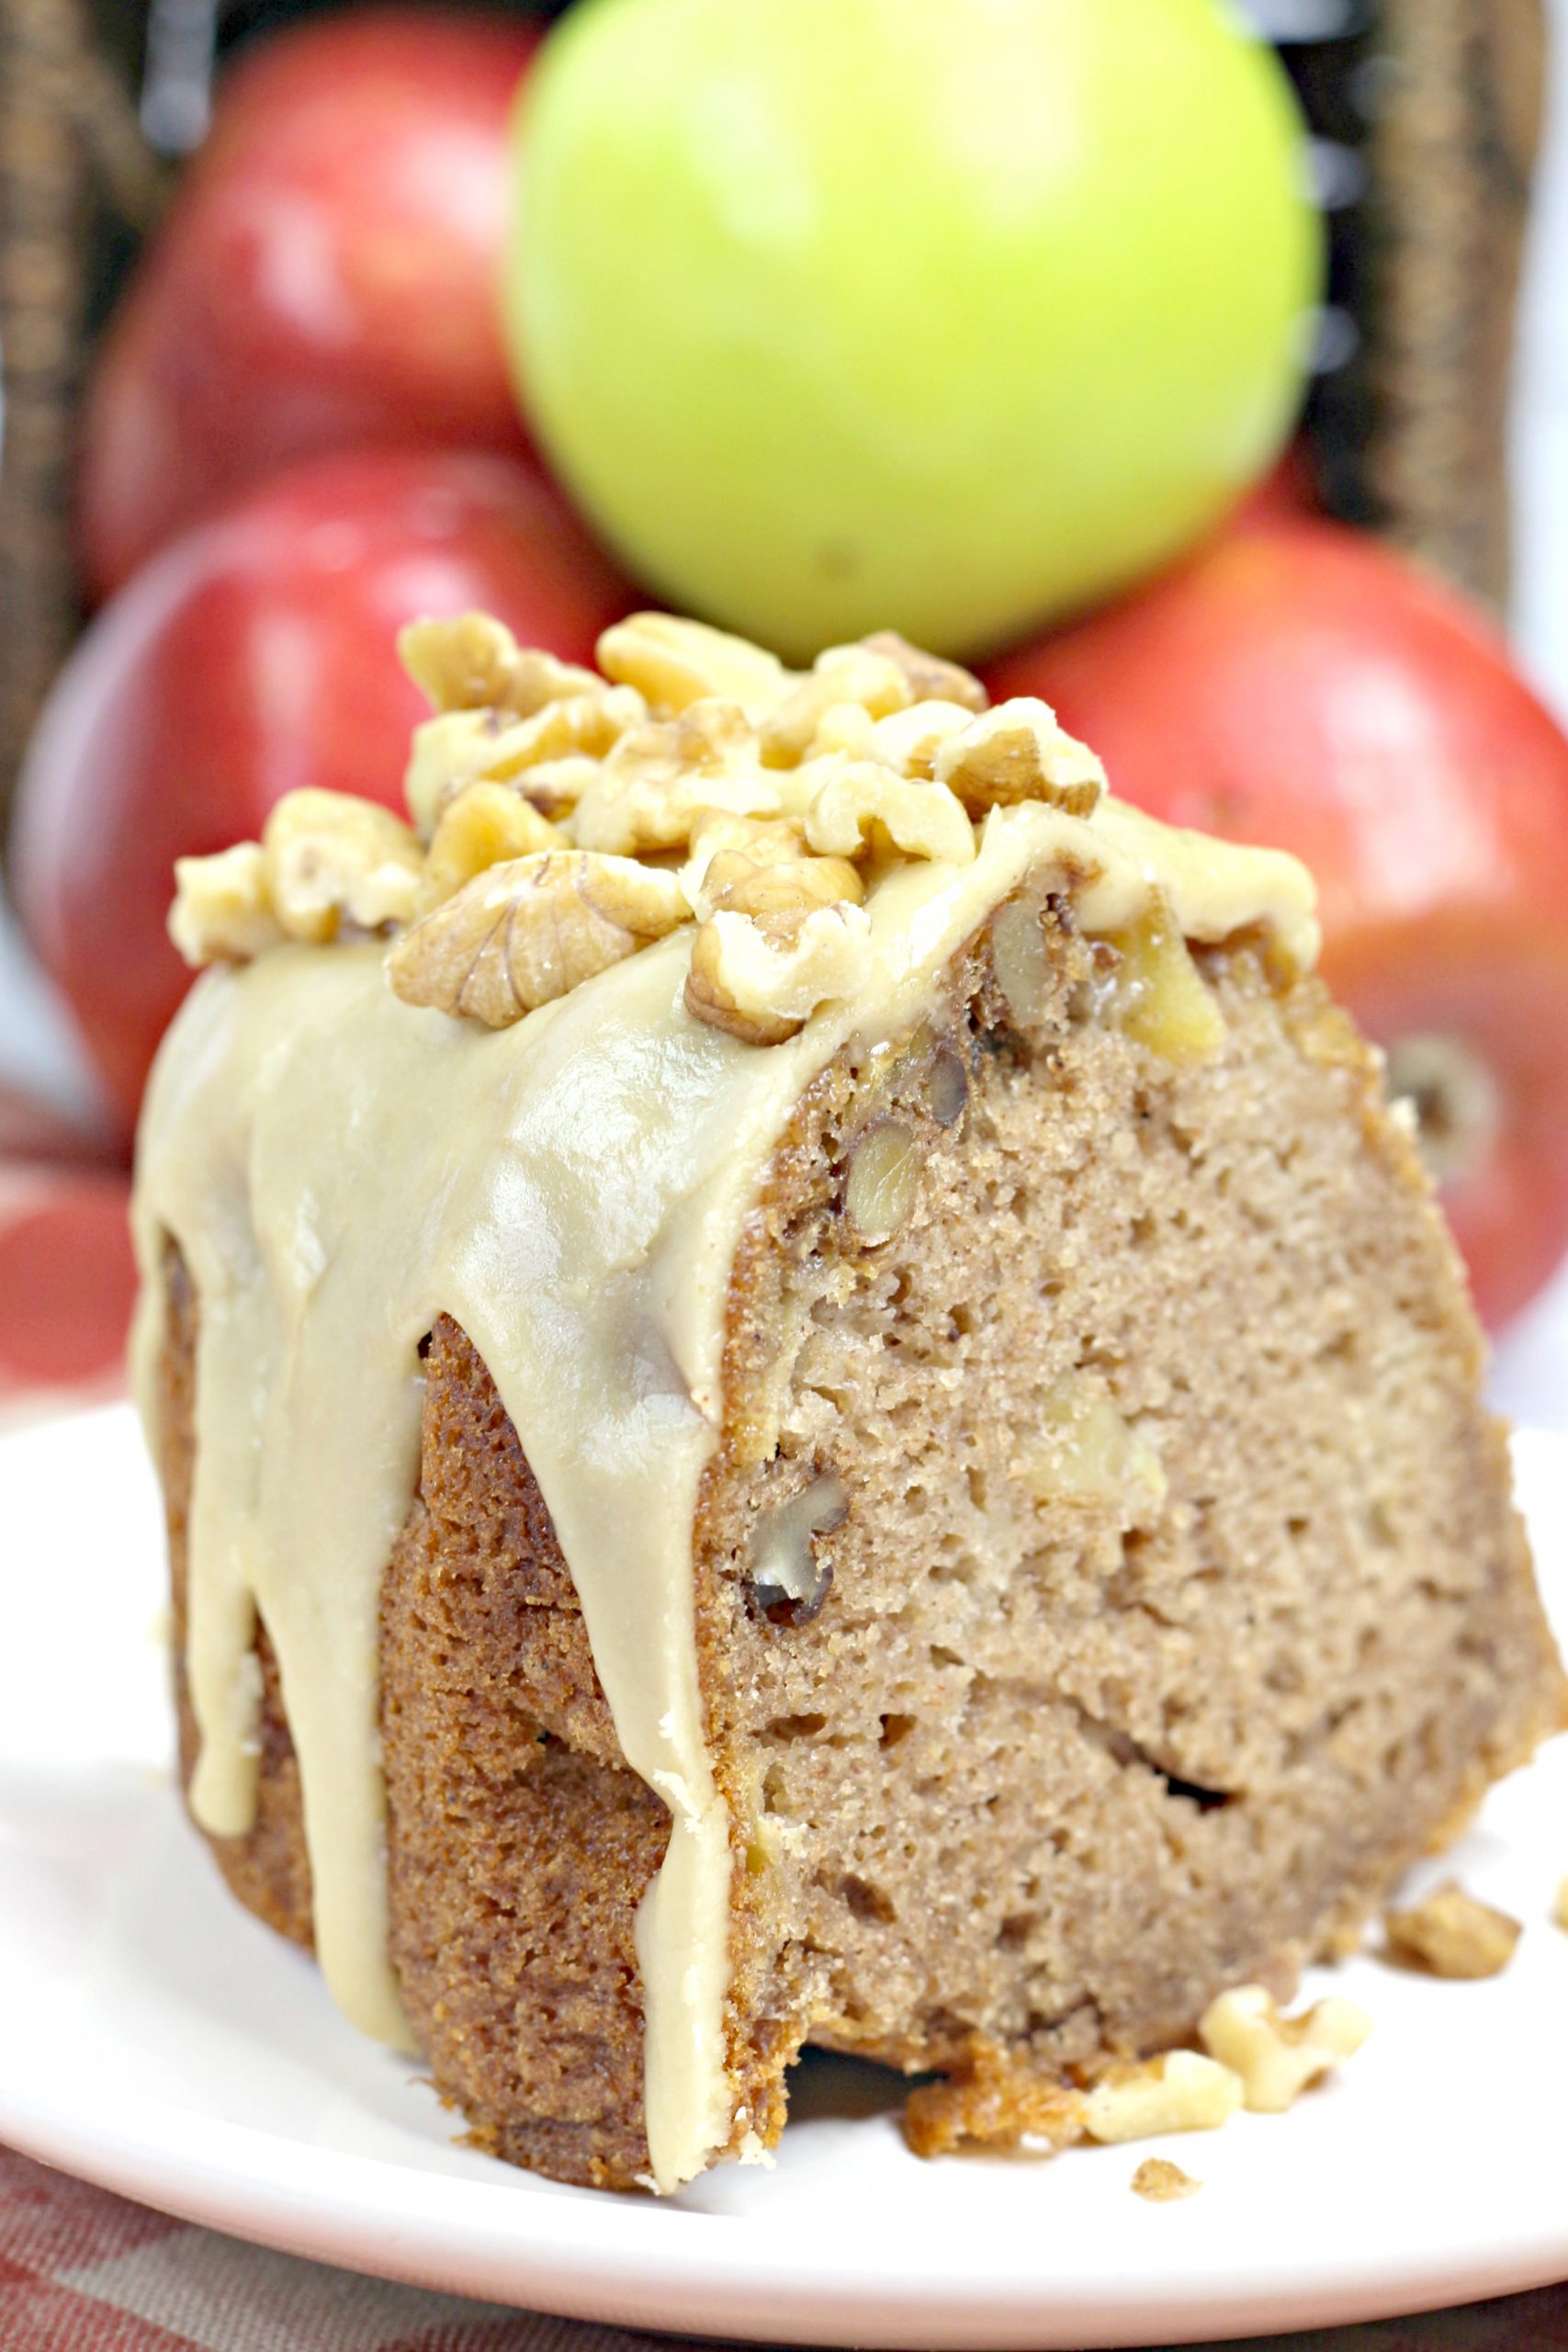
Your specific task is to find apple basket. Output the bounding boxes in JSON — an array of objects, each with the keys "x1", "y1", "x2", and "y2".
[{"x1": 0, "y1": 0, "x2": 1546, "y2": 831}]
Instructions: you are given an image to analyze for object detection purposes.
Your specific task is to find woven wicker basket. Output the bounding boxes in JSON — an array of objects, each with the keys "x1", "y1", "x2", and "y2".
[{"x1": 0, "y1": 0, "x2": 1546, "y2": 839}]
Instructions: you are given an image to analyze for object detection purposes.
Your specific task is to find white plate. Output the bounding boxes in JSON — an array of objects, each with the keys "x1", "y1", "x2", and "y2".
[{"x1": 2, "y1": 1403, "x2": 1566, "y2": 2347}]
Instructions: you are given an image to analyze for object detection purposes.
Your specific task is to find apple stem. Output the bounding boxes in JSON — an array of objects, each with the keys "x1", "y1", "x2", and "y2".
[{"x1": 1383, "y1": 1033, "x2": 1501, "y2": 1190}]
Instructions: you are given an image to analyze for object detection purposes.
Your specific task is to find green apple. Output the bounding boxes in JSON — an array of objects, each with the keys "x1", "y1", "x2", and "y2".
[{"x1": 504, "y1": 0, "x2": 1321, "y2": 662}]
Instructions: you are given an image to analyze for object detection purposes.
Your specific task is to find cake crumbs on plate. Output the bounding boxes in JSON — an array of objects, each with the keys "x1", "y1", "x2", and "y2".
[{"x1": 1131, "y1": 2157, "x2": 1201, "y2": 2202}]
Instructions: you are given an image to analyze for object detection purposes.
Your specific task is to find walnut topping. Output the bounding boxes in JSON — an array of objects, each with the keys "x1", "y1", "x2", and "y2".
[
  {"x1": 571, "y1": 702, "x2": 781, "y2": 854},
  {"x1": 1383, "y1": 1882, "x2": 1522, "y2": 1979},
  {"x1": 399, "y1": 613, "x2": 600, "y2": 718},
  {"x1": 760, "y1": 642, "x2": 916, "y2": 765},
  {"x1": 803, "y1": 760, "x2": 975, "y2": 866},
  {"x1": 1082, "y1": 2051, "x2": 1243, "y2": 2143},
  {"x1": 859, "y1": 630, "x2": 988, "y2": 714},
  {"x1": 936, "y1": 697, "x2": 1106, "y2": 816},
  {"x1": 263, "y1": 790, "x2": 424, "y2": 945},
  {"x1": 866, "y1": 698, "x2": 982, "y2": 780},
  {"x1": 405, "y1": 713, "x2": 493, "y2": 838},
  {"x1": 387, "y1": 851, "x2": 688, "y2": 1027},
  {"x1": 404, "y1": 691, "x2": 646, "y2": 838},
  {"x1": 597, "y1": 612, "x2": 788, "y2": 718},
  {"x1": 1198, "y1": 1985, "x2": 1371, "y2": 2113},
  {"x1": 684, "y1": 899, "x2": 874, "y2": 1046},
  {"x1": 422, "y1": 784, "x2": 563, "y2": 910},
  {"x1": 682, "y1": 812, "x2": 811, "y2": 917},
  {"x1": 1131, "y1": 2157, "x2": 1201, "y2": 2202},
  {"x1": 702, "y1": 852, "x2": 864, "y2": 929},
  {"x1": 169, "y1": 842, "x2": 284, "y2": 967},
  {"x1": 163, "y1": 605, "x2": 1280, "y2": 1049},
  {"x1": 802, "y1": 700, "x2": 879, "y2": 762},
  {"x1": 398, "y1": 612, "x2": 525, "y2": 713}
]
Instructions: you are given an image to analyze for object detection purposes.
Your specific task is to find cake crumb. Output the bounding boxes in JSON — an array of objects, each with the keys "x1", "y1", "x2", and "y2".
[
  {"x1": 1383, "y1": 1881, "x2": 1521, "y2": 1979},
  {"x1": 1552, "y1": 1878, "x2": 1568, "y2": 1932},
  {"x1": 1131, "y1": 2157, "x2": 1201, "y2": 2202},
  {"x1": 904, "y1": 2038, "x2": 1087, "y2": 2157}
]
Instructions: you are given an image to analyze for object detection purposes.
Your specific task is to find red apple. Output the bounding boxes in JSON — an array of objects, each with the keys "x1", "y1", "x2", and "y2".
[
  {"x1": 13, "y1": 447, "x2": 637, "y2": 1132},
  {"x1": 986, "y1": 517, "x2": 1568, "y2": 1331},
  {"x1": 77, "y1": 7, "x2": 543, "y2": 601},
  {"x1": 0, "y1": 1165, "x2": 136, "y2": 1400},
  {"x1": 0, "y1": 1083, "x2": 119, "y2": 1167}
]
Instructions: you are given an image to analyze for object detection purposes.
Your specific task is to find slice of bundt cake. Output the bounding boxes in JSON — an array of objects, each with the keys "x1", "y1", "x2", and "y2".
[{"x1": 133, "y1": 612, "x2": 1565, "y2": 2193}]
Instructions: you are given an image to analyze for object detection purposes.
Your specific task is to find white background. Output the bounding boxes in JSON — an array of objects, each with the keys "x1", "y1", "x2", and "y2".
[{"x1": 3, "y1": 2, "x2": 1567, "y2": 1427}]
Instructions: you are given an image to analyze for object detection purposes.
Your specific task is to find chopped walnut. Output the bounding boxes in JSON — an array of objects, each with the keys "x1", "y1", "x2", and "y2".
[
  {"x1": 168, "y1": 842, "x2": 283, "y2": 967},
  {"x1": 1198, "y1": 1985, "x2": 1371, "y2": 2114},
  {"x1": 399, "y1": 612, "x2": 600, "y2": 718},
  {"x1": 1104, "y1": 903, "x2": 1225, "y2": 1064},
  {"x1": 386, "y1": 850, "x2": 688, "y2": 1027},
  {"x1": 499, "y1": 756, "x2": 606, "y2": 825},
  {"x1": 803, "y1": 759, "x2": 976, "y2": 866},
  {"x1": 746, "y1": 1472, "x2": 848, "y2": 1626},
  {"x1": 405, "y1": 712, "x2": 490, "y2": 836},
  {"x1": 866, "y1": 698, "x2": 984, "y2": 780},
  {"x1": 1383, "y1": 1882, "x2": 1522, "y2": 1979},
  {"x1": 760, "y1": 642, "x2": 915, "y2": 765},
  {"x1": 903, "y1": 2039, "x2": 1088, "y2": 2158},
  {"x1": 1081, "y1": 2051, "x2": 1242, "y2": 2143},
  {"x1": 399, "y1": 612, "x2": 523, "y2": 713},
  {"x1": 989, "y1": 896, "x2": 1055, "y2": 1028},
  {"x1": 597, "y1": 611, "x2": 788, "y2": 718},
  {"x1": 681, "y1": 812, "x2": 810, "y2": 916},
  {"x1": 684, "y1": 899, "x2": 873, "y2": 1046},
  {"x1": 935, "y1": 697, "x2": 1107, "y2": 816},
  {"x1": 845, "y1": 1119, "x2": 922, "y2": 1242},
  {"x1": 404, "y1": 693, "x2": 646, "y2": 839},
  {"x1": 704, "y1": 854, "x2": 863, "y2": 925},
  {"x1": 498, "y1": 686, "x2": 647, "y2": 771},
  {"x1": 422, "y1": 784, "x2": 564, "y2": 910},
  {"x1": 1021, "y1": 1374, "x2": 1167, "y2": 1514},
  {"x1": 859, "y1": 631, "x2": 988, "y2": 714},
  {"x1": 571, "y1": 702, "x2": 781, "y2": 854},
  {"x1": 1131, "y1": 2157, "x2": 1201, "y2": 2203},
  {"x1": 806, "y1": 700, "x2": 882, "y2": 760},
  {"x1": 263, "y1": 789, "x2": 424, "y2": 945}
]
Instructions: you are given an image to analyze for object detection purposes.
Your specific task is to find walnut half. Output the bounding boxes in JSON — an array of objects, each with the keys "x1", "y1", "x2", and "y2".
[{"x1": 387, "y1": 850, "x2": 688, "y2": 1027}]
